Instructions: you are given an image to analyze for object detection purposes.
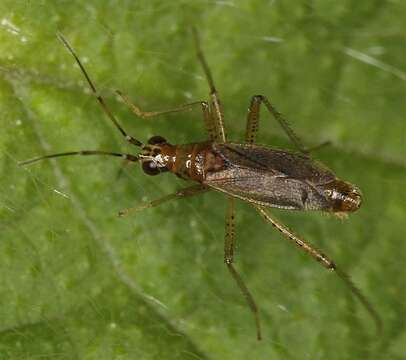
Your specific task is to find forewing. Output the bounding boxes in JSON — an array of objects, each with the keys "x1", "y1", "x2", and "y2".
[
  {"x1": 203, "y1": 143, "x2": 335, "y2": 209},
  {"x1": 216, "y1": 143, "x2": 336, "y2": 183}
]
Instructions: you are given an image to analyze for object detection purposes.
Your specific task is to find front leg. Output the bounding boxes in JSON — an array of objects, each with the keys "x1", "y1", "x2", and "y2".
[
  {"x1": 116, "y1": 91, "x2": 218, "y2": 142},
  {"x1": 118, "y1": 184, "x2": 209, "y2": 217}
]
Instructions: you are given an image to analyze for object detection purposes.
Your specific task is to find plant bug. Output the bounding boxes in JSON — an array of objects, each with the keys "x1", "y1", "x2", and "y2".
[{"x1": 20, "y1": 30, "x2": 381, "y2": 340}]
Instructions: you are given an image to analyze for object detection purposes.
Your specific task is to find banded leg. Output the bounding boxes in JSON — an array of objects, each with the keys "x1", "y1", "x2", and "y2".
[
  {"x1": 192, "y1": 28, "x2": 226, "y2": 143},
  {"x1": 116, "y1": 91, "x2": 217, "y2": 142},
  {"x1": 225, "y1": 197, "x2": 262, "y2": 340},
  {"x1": 118, "y1": 184, "x2": 209, "y2": 217},
  {"x1": 245, "y1": 96, "x2": 262, "y2": 144},
  {"x1": 255, "y1": 205, "x2": 382, "y2": 334},
  {"x1": 245, "y1": 95, "x2": 307, "y2": 153}
]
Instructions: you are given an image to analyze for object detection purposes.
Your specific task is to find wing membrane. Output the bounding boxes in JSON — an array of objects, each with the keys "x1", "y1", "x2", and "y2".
[{"x1": 203, "y1": 143, "x2": 334, "y2": 210}]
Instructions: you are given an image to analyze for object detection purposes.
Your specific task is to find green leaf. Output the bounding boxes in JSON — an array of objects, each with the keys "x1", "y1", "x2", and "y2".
[{"x1": 1, "y1": 1, "x2": 405, "y2": 359}]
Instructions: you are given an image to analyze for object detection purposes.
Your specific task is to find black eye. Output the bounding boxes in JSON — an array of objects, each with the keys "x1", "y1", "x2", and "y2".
[
  {"x1": 148, "y1": 136, "x2": 167, "y2": 145},
  {"x1": 142, "y1": 161, "x2": 160, "y2": 176}
]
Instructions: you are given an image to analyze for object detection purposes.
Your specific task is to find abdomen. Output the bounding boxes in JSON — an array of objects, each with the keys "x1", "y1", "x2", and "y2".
[{"x1": 199, "y1": 143, "x2": 336, "y2": 211}]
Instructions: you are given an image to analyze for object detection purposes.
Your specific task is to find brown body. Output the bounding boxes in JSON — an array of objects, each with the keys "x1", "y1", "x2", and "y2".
[
  {"x1": 20, "y1": 32, "x2": 380, "y2": 341},
  {"x1": 148, "y1": 141, "x2": 361, "y2": 215}
]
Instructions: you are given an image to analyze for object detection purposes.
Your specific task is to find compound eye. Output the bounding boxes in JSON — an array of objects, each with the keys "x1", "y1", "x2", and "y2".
[
  {"x1": 142, "y1": 161, "x2": 160, "y2": 176},
  {"x1": 148, "y1": 136, "x2": 167, "y2": 145}
]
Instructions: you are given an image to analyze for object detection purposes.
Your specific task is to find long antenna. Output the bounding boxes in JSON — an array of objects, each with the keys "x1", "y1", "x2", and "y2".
[
  {"x1": 56, "y1": 32, "x2": 143, "y2": 147},
  {"x1": 19, "y1": 150, "x2": 139, "y2": 166}
]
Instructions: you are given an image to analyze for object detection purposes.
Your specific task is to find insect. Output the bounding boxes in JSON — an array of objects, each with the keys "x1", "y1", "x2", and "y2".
[{"x1": 20, "y1": 30, "x2": 381, "y2": 340}]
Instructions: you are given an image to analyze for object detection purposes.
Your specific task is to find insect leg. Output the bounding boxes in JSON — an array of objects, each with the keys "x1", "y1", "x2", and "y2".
[
  {"x1": 57, "y1": 33, "x2": 143, "y2": 147},
  {"x1": 255, "y1": 205, "x2": 382, "y2": 334},
  {"x1": 118, "y1": 184, "x2": 209, "y2": 217},
  {"x1": 116, "y1": 91, "x2": 217, "y2": 141},
  {"x1": 225, "y1": 197, "x2": 262, "y2": 340},
  {"x1": 116, "y1": 91, "x2": 202, "y2": 118},
  {"x1": 245, "y1": 95, "x2": 330, "y2": 151},
  {"x1": 192, "y1": 28, "x2": 226, "y2": 143},
  {"x1": 304, "y1": 140, "x2": 331, "y2": 153},
  {"x1": 245, "y1": 95, "x2": 307, "y2": 153},
  {"x1": 245, "y1": 96, "x2": 262, "y2": 144}
]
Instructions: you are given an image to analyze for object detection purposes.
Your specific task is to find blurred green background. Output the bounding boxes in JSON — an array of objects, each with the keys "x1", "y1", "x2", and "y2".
[{"x1": 1, "y1": 1, "x2": 405, "y2": 359}]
